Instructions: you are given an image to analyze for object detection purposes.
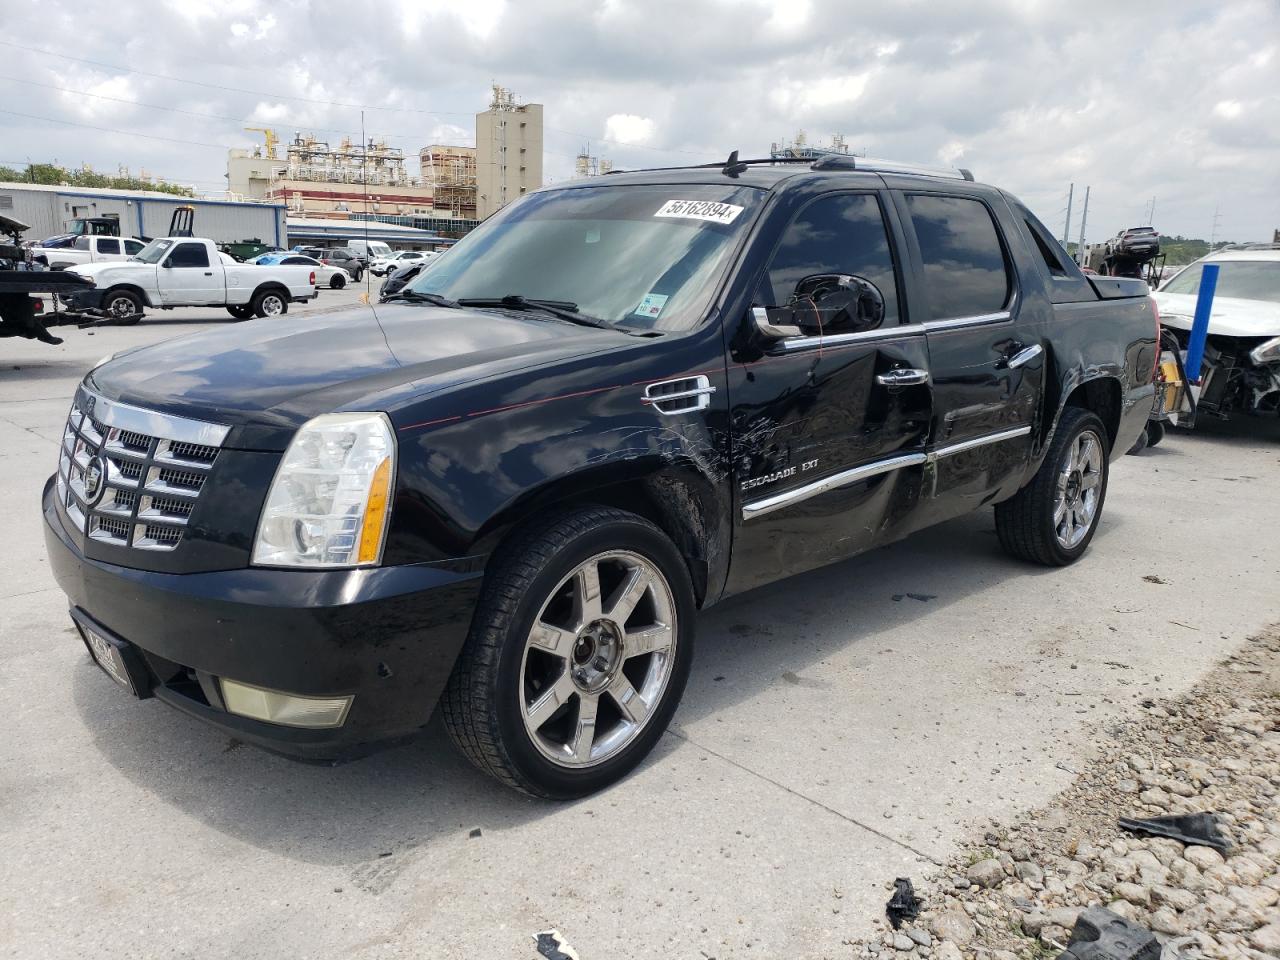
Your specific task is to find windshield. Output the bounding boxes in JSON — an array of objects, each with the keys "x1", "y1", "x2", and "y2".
[
  {"x1": 404, "y1": 183, "x2": 765, "y2": 331},
  {"x1": 1162, "y1": 260, "x2": 1280, "y2": 303},
  {"x1": 134, "y1": 239, "x2": 174, "y2": 264}
]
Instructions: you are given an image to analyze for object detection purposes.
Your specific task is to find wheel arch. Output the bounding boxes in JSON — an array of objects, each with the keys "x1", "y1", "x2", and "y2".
[
  {"x1": 250, "y1": 281, "x2": 290, "y2": 302},
  {"x1": 1051, "y1": 375, "x2": 1122, "y2": 452},
  {"x1": 101, "y1": 283, "x2": 153, "y2": 308},
  {"x1": 471, "y1": 458, "x2": 728, "y2": 609}
]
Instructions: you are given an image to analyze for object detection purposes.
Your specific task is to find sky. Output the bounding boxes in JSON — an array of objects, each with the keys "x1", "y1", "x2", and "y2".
[{"x1": 1, "y1": 0, "x2": 1277, "y2": 243}]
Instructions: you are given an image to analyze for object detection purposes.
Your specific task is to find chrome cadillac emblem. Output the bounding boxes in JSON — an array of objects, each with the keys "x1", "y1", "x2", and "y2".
[{"x1": 84, "y1": 455, "x2": 106, "y2": 503}]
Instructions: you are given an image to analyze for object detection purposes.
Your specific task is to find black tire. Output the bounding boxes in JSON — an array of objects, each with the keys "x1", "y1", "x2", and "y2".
[
  {"x1": 329, "y1": 273, "x2": 345, "y2": 290},
  {"x1": 442, "y1": 506, "x2": 696, "y2": 799},
  {"x1": 226, "y1": 305, "x2": 254, "y2": 321},
  {"x1": 995, "y1": 408, "x2": 1111, "y2": 566},
  {"x1": 102, "y1": 288, "x2": 143, "y2": 325},
  {"x1": 251, "y1": 288, "x2": 288, "y2": 318},
  {"x1": 1145, "y1": 419, "x2": 1165, "y2": 448}
]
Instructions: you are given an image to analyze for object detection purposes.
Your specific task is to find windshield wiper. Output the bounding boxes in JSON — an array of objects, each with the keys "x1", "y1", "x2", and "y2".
[
  {"x1": 382, "y1": 290, "x2": 460, "y2": 307},
  {"x1": 457, "y1": 295, "x2": 617, "y2": 331}
]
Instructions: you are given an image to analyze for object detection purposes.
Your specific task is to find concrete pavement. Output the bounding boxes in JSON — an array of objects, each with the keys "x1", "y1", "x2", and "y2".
[{"x1": 1, "y1": 303, "x2": 1277, "y2": 958}]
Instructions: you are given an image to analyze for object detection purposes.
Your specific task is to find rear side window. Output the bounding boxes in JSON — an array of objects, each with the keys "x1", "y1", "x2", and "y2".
[
  {"x1": 168, "y1": 242, "x2": 210, "y2": 268},
  {"x1": 905, "y1": 194, "x2": 1011, "y2": 319},
  {"x1": 97, "y1": 238, "x2": 122, "y2": 255},
  {"x1": 762, "y1": 192, "x2": 900, "y2": 330}
]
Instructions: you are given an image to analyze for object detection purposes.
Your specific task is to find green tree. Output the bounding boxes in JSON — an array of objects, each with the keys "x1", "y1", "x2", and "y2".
[{"x1": 0, "y1": 163, "x2": 194, "y2": 197}]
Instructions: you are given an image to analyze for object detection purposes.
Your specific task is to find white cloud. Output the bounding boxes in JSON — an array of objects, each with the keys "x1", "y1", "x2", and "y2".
[
  {"x1": 1212, "y1": 100, "x2": 1243, "y2": 119},
  {"x1": 604, "y1": 114, "x2": 655, "y2": 146}
]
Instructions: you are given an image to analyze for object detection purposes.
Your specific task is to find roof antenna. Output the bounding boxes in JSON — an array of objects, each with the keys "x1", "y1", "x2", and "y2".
[{"x1": 722, "y1": 150, "x2": 748, "y2": 178}]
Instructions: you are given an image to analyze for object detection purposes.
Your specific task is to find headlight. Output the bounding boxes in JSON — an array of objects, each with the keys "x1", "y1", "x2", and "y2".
[
  {"x1": 1249, "y1": 336, "x2": 1280, "y2": 365},
  {"x1": 252, "y1": 412, "x2": 396, "y2": 568}
]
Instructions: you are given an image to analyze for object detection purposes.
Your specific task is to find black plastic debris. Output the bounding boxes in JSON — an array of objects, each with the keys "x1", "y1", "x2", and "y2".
[
  {"x1": 1057, "y1": 906, "x2": 1160, "y2": 960},
  {"x1": 1117, "y1": 812, "x2": 1231, "y2": 854},
  {"x1": 891, "y1": 593, "x2": 937, "y2": 603},
  {"x1": 885, "y1": 877, "x2": 923, "y2": 929},
  {"x1": 534, "y1": 930, "x2": 580, "y2": 960}
]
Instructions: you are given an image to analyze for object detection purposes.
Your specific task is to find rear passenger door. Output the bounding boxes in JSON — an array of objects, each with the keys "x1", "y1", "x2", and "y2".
[
  {"x1": 725, "y1": 190, "x2": 933, "y2": 594},
  {"x1": 894, "y1": 192, "x2": 1043, "y2": 517}
]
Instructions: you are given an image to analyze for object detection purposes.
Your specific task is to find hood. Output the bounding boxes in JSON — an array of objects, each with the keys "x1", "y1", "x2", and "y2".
[
  {"x1": 71, "y1": 261, "x2": 152, "y2": 281},
  {"x1": 1153, "y1": 292, "x2": 1280, "y2": 339},
  {"x1": 86, "y1": 302, "x2": 632, "y2": 446}
]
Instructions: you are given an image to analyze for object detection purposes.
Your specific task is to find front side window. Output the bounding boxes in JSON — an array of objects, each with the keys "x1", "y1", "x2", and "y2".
[
  {"x1": 760, "y1": 193, "x2": 900, "y2": 332},
  {"x1": 1162, "y1": 260, "x2": 1280, "y2": 303},
  {"x1": 408, "y1": 184, "x2": 765, "y2": 331},
  {"x1": 906, "y1": 194, "x2": 1012, "y2": 320},
  {"x1": 167, "y1": 242, "x2": 210, "y2": 268},
  {"x1": 97, "y1": 238, "x2": 121, "y2": 255}
]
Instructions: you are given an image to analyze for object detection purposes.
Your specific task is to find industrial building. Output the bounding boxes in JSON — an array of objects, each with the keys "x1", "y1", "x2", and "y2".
[
  {"x1": 420, "y1": 144, "x2": 478, "y2": 219},
  {"x1": 0, "y1": 181, "x2": 287, "y2": 246},
  {"x1": 285, "y1": 216, "x2": 453, "y2": 252},
  {"x1": 476, "y1": 86, "x2": 544, "y2": 219}
]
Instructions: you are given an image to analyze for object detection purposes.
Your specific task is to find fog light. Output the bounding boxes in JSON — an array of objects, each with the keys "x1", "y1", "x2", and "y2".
[{"x1": 219, "y1": 678, "x2": 353, "y2": 729}]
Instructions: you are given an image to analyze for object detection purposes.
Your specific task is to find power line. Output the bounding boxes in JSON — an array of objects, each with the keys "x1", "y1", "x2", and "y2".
[
  {"x1": 0, "y1": 38, "x2": 714, "y2": 158},
  {"x1": 0, "y1": 107, "x2": 230, "y2": 149}
]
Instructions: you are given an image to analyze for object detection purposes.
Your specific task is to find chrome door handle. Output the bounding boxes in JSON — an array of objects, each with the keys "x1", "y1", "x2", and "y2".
[
  {"x1": 876, "y1": 368, "x2": 929, "y2": 386},
  {"x1": 1002, "y1": 344, "x2": 1043, "y2": 369}
]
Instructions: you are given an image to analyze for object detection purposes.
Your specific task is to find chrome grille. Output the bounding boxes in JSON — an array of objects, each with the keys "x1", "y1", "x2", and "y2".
[{"x1": 55, "y1": 387, "x2": 230, "y2": 552}]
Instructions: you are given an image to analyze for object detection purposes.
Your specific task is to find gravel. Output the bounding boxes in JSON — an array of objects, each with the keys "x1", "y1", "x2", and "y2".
[{"x1": 860, "y1": 627, "x2": 1280, "y2": 960}]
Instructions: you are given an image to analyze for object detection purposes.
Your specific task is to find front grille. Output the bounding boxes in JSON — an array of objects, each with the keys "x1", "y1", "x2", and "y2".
[{"x1": 55, "y1": 387, "x2": 230, "y2": 553}]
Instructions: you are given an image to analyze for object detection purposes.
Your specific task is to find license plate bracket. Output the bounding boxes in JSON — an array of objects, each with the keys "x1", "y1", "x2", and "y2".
[{"x1": 71, "y1": 611, "x2": 151, "y2": 698}]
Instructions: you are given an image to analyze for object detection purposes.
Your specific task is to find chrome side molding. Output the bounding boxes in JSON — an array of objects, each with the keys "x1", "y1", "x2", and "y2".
[{"x1": 742, "y1": 452, "x2": 926, "y2": 520}]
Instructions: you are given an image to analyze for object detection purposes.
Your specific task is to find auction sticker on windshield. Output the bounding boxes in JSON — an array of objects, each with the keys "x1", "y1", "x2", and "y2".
[{"x1": 654, "y1": 199, "x2": 744, "y2": 224}]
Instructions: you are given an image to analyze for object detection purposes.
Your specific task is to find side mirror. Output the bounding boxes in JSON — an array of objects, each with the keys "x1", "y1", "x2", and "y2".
[
  {"x1": 751, "y1": 305, "x2": 804, "y2": 340},
  {"x1": 160, "y1": 261, "x2": 173, "y2": 268},
  {"x1": 791, "y1": 274, "x2": 885, "y2": 332}
]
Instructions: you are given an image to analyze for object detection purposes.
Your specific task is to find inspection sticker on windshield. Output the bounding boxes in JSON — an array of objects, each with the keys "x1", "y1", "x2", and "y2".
[
  {"x1": 654, "y1": 199, "x2": 744, "y2": 224},
  {"x1": 634, "y1": 293, "x2": 669, "y2": 319}
]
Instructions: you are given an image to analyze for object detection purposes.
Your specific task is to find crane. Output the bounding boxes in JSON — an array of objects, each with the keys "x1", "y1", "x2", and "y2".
[{"x1": 244, "y1": 127, "x2": 279, "y2": 159}]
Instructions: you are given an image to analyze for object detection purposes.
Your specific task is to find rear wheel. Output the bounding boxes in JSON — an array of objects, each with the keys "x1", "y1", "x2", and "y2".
[
  {"x1": 329, "y1": 273, "x2": 346, "y2": 290},
  {"x1": 251, "y1": 288, "x2": 288, "y2": 318},
  {"x1": 1145, "y1": 419, "x2": 1165, "y2": 448},
  {"x1": 443, "y1": 506, "x2": 695, "y2": 798},
  {"x1": 996, "y1": 408, "x2": 1110, "y2": 566},
  {"x1": 102, "y1": 289, "x2": 143, "y2": 325}
]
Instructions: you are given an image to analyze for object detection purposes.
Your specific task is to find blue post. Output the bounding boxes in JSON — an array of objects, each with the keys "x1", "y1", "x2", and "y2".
[{"x1": 1184, "y1": 263, "x2": 1219, "y2": 384}]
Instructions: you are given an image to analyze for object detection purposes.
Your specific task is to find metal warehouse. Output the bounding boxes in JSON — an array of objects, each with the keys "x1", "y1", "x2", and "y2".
[{"x1": 0, "y1": 182, "x2": 287, "y2": 246}]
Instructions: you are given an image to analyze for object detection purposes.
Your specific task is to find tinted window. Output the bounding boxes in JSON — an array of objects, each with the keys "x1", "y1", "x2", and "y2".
[
  {"x1": 906, "y1": 194, "x2": 1011, "y2": 319},
  {"x1": 97, "y1": 238, "x2": 121, "y2": 255},
  {"x1": 123, "y1": 239, "x2": 144, "y2": 255},
  {"x1": 283, "y1": 256, "x2": 314, "y2": 265},
  {"x1": 167, "y1": 242, "x2": 210, "y2": 268},
  {"x1": 761, "y1": 193, "x2": 899, "y2": 330}
]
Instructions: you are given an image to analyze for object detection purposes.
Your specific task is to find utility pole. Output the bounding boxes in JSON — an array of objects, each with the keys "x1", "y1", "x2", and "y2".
[
  {"x1": 1209, "y1": 204, "x2": 1221, "y2": 251},
  {"x1": 1076, "y1": 186, "x2": 1090, "y2": 265},
  {"x1": 1147, "y1": 196, "x2": 1156, "y2": 226},
  {"x1": 1062, "y1": 183, "x2": 1074, "y2": 247}
]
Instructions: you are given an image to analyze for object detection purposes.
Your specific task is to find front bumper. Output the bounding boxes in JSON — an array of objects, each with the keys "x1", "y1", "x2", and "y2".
[
  {"x1": 62, "y1": 288, "x2": 105, "y2": 311},
  {"x1": 43, "y1": 477, "x2": 483, "y2": 759}
]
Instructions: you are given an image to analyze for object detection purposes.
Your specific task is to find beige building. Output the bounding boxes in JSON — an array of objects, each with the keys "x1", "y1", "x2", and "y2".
[
  {"x1": 225, "y1": 149, "x2": 280, "y2": 201},
  {"x1": 420, "y1": 145, "x2": 478, "y2": 219},
  {"x1": 476, "y1": 86, "x2": 543, "y2": 219}
]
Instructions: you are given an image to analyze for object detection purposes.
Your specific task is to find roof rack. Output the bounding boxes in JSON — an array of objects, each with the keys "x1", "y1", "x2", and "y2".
[
  {"x1": 604, "y1": 151, "x2": 975, "y2": 182},
  {"x1": 810, "y1": 154, "x2": 974, "y2": 181}
]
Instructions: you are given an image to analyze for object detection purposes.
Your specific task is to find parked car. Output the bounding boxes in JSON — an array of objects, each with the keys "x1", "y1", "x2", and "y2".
[
  {"x1": 62, "y1": 237, "x2": 317, "y2": 322},
  {"x1": 252, "y1": 252, "x2": 350, "y2": 289},
  {"x1": 347, "y1": 238, "x2": 393, "y2": 266},
  {"x1": 319, "y1": 247, "x2": 364, "y2": 282},
  {"x1": 378, "y1": 260, "x2": 429, "y2": 300},
  {"x1": 1154, "y1": 246, "x2": 1280, "y2": 418},
  {"x1": 43, "y1": 157, "x2": 1157, "y2": 797},
  {"x1": 371, "y1": 250, "x2": 430, "y2": 277},
  {"x1": 31, "y1": 235, "x2": 148, "y2": 270}
]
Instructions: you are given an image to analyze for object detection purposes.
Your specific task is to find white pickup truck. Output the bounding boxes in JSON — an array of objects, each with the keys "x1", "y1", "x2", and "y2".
[
  {"x1": 33, "y1": 235, "x2": 150, "y2": 270},
  {"x1": 65, "y1": 237, "x2": 317, "y2": 322}
]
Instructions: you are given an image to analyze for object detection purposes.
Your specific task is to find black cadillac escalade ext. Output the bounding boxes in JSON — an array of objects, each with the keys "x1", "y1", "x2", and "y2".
[{"x1": 44, "y1": 155, "x2": 1158, "y2": 797}]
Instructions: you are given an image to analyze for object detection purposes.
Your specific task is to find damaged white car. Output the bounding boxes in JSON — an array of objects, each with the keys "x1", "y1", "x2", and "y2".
[{"x1": 1154, "y1": 246, "x2": 1280, "y2": 419}]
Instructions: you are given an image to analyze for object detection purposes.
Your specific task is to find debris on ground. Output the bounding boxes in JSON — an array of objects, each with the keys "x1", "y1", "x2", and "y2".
[
  {"x1": 1118, "y1": 813, "x2": 1232, "y2": 855},
  {"x1": 846, "y1": 627, "x2": 1280, "y2": 960},
  {"x1": 534, "y1": 929, "x2": 581, "y2": 960},
  {"x1": 1059, "y1": 906, "x2": 1161, "y2": 960},
  {"x1": 893, "y1": 593, "x2": 938, "y2": 603},
  {"x1": 887, "y1": 878, "x2": 924, "y2": 929}
]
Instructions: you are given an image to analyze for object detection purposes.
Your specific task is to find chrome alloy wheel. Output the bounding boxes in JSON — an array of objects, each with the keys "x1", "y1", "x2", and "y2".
[
  {"x1": 1054, "y1": 429, "x2": 1103, "y2": 549},
  {"x1": 106, "y1": 295, "x2": 135, "y2": 319},
  {"x1": 519, "y1": 550, "x2": 677, "y2": 768}
]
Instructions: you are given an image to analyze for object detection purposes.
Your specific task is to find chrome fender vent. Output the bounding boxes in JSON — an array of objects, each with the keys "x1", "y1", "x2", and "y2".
[{"x1": 641, "y1": 375, "x2": 716, "y2": 415}]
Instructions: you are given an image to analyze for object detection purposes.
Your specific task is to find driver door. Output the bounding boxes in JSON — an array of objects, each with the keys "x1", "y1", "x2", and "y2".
[
  {"x1": 157, "y1": 242, "x2": 222, "y2": 305},
  {"x1": 724, "y1": 190, "x2": 933, "y2": 595}
]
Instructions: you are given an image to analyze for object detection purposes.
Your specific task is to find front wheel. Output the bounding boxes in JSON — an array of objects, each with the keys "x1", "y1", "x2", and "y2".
[
  {"x1": 443, "y1": 506, "x2": 695, "y2": 798},
  {"x1": 995, "y1": 408, "x2": 1110, "y2": 566},
  {"x1": 102, "y1": 289, "x2": 143, "y2": 325},
  {"x1": 226, "y1": 304, "x2": 255, "y2": 321}
]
